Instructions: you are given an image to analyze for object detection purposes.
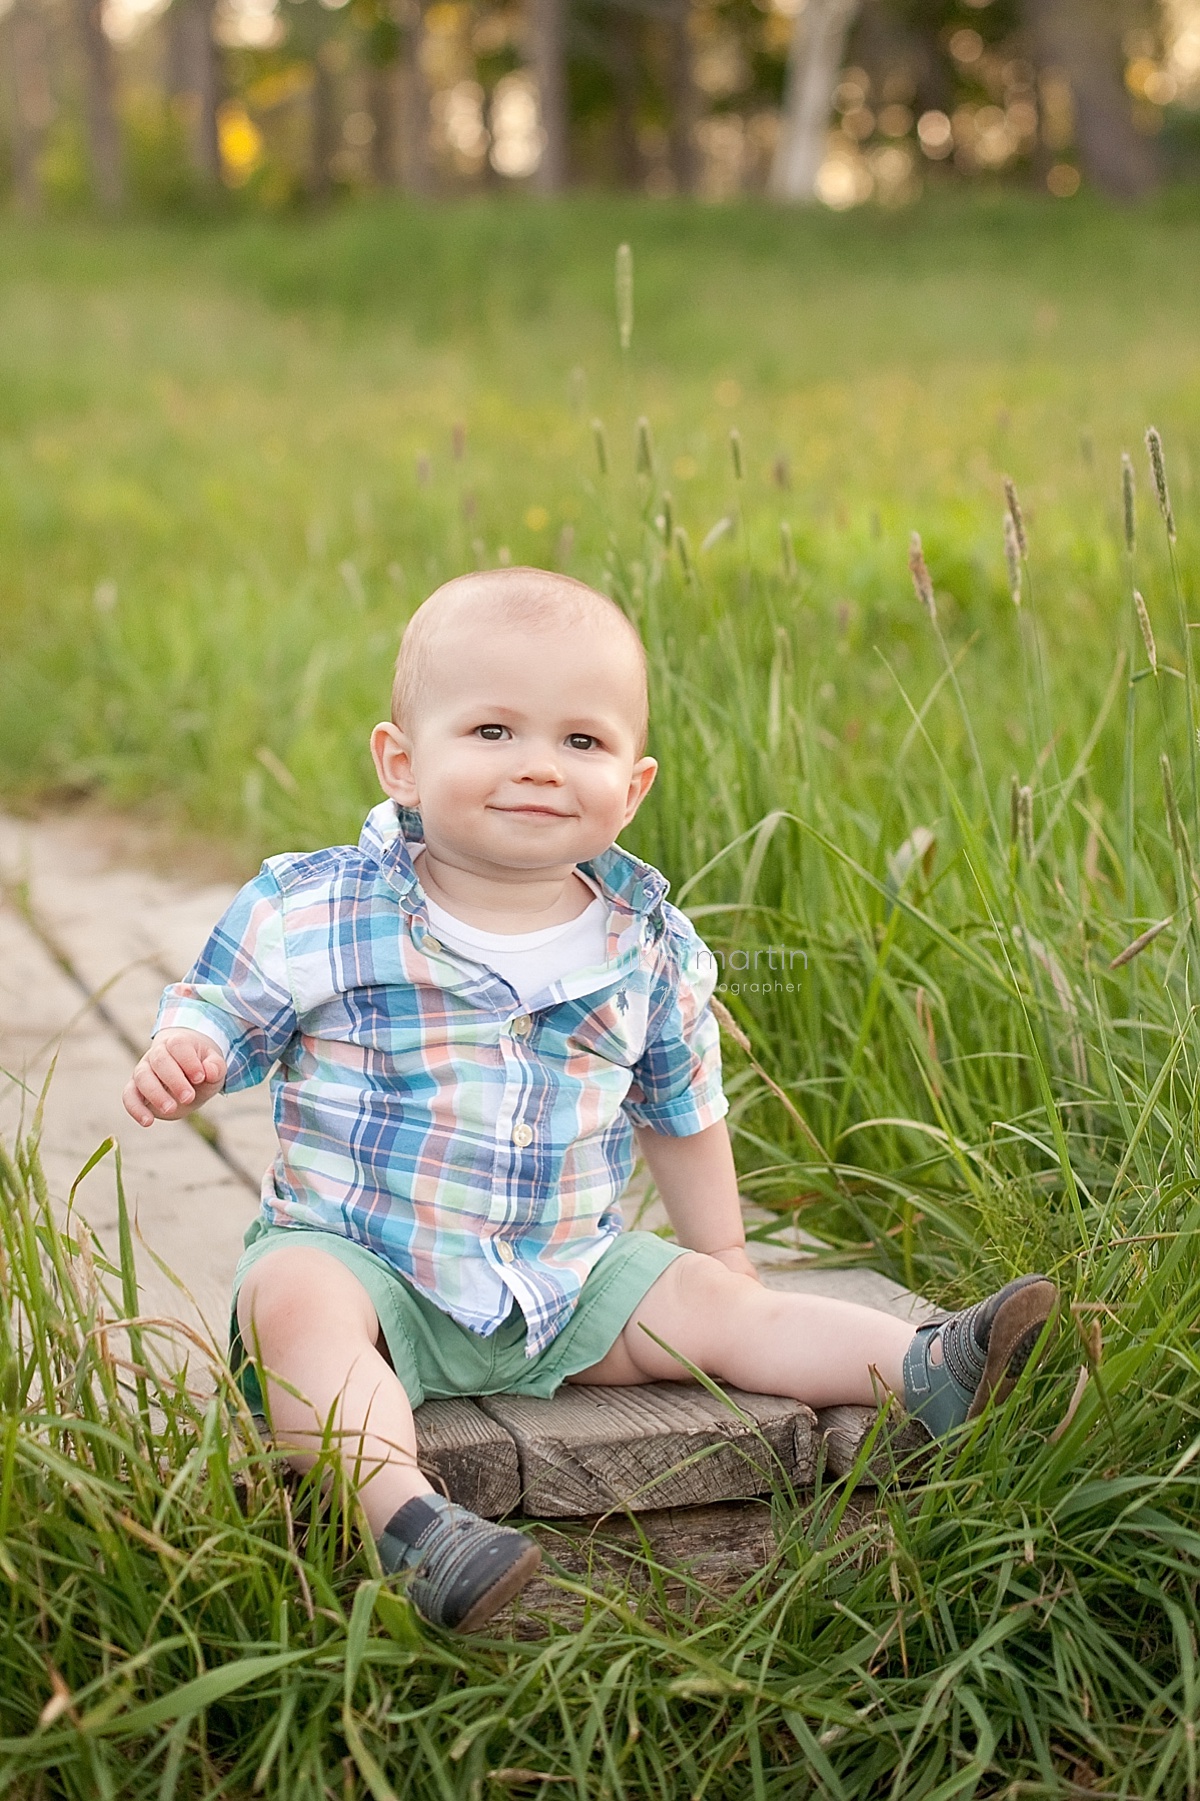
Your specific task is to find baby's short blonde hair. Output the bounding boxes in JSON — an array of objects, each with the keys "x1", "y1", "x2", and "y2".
[{"x1": 392, "y1": 567, "x2": 649, "y2": 752}]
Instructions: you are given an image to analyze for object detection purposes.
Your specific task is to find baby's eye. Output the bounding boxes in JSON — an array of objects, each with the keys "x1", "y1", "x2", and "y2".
[
  {"x1": 475, "y1": 724, "x2": 510, "y2": 741},
  {"x1": 567, "y1": 733, "x2": 598, "y2": 752}
]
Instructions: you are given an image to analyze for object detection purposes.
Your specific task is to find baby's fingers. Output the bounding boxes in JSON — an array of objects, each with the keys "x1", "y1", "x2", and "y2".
[
  {"x1": 122, "y1": 1077, "x2": 157, "y2": 1128},
  {"x1": 146, "y1": 1041, "x2": 197, "y2": 1105},
  {"x1": 134, "y1": 1061, "x2": 187, "y2": 1118}
]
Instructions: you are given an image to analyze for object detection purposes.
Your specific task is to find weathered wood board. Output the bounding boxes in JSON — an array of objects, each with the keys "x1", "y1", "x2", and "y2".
[
  {"x1": 413, "y1": 1383, "x2": 816, "y2": 1518},
  {"x1": 414, "y1": 1392, "x2": 936, "y2": 1523},
  {"x1": 412, "y1": 1397, "x2": 522, "y2": 1518},
  {"x1": 816, "y1": 1403, "x2": 933, "y2": 1481},
  {"x1": 505, "y1": 1500, "x2": 780, "y2": 1628}
]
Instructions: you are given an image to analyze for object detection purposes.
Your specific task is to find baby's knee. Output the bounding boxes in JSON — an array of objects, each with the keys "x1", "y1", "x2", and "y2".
[
  {"x1": 236, "y1": 1248, "x2": 375, "y2": 1348},
  {"x1": 664, "y1": 1250, "x2": 753, "y2": 1324}
]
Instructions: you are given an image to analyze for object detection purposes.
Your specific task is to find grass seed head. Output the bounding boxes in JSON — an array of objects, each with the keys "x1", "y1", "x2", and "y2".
[
  {"x1": 700, "y1": 514, "x2": 734, "y2": 553},
  {"x1": 1121, "y1": 452, "x2": 1136, "y2": 553},
  {"x1": 1003, "y1": 511, "x2": 1022, "y2": 606},
  {"x1": 1003, "y1": 477, "x2": 1027, "y2": 557},
  {"x1": 780, "y1": 519, "x2": 796, "y2": 579},
  {"x1": 673, "y1": 524, "x2": 694, "y2": 582},
  {"x1": 591, "y1": 417, "x2": 609, "y2": 477},
  {"x1": 729, "y1": 428, "x2": 744, "y2": 482},
  {"x1": 1145, "y1": 427, "x2": 1176, "y2": 542},
  {"x1": 1018, "y1": 783, "x2": 1034, "y2": 861},
  {"x1": 908, "y1": 531, "x2": 936, "y2": 622},
  {"x1": 658, "y1": 490, "x2": 673, "y2": 545},
  {"x1": 615, "y1": 242, "x2": 634, "y2": 352},
  {"x1": 636, "y1": 415, "x2": 654, "y2": 477},
  {"x1": 1134, "y1": 590, "x2": 1158, "y2": 675}
]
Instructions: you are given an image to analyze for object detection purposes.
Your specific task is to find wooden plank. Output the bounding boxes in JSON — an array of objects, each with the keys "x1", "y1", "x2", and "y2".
[
  {"x1": 505, "y1": 1500, "x2": 779, "y2": 1627},
  {"x1": 817, "y1": 1404, "x2": 934, "y2": 1483},
  {"x1": 477, "y1": 1383, "x2": 816, "y2": 1518},
  {"x1": 492, "y1": 1493, "x2": 885, "y2": 1634},
  {"x1": 413, "y1": 1398, "x2": 521, "y2": 1518}
]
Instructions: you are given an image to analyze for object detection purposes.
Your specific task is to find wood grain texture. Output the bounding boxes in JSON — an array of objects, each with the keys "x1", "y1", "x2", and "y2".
[
  {"x1": 817, "y1": 1403, "x2": 934, "y2": 1483},
  {"x1": 493, "y1": 1493, "x2": 884, "y2": 1634},
  {"x1": 504, "y1": 1500, "x2": 780, "y2": 1627},
  {"x1": 413, "y1": 1398, "x2": 521, "y2": 1517},
  {"x1": 478, "y1": 1382, "x2": 817, "y2": 1517}
]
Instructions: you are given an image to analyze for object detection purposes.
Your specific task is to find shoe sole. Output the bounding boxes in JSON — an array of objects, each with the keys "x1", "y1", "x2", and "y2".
[
  {"x1": 455, "y1": 1540, "x2": 543, "y2": 1634},
  {"x1": 966, "y1": 1278, "x2": 1058, "y2": 1421}
]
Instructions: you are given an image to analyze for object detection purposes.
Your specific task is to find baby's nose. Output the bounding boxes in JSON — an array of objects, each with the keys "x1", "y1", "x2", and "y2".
[{"x1": 517, "y1": 753, "x2": 564, "y2": 782}]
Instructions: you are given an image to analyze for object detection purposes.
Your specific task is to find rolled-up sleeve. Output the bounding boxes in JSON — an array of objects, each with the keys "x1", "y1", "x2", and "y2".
[
  {"x1": 623, "y1": 910, "x2": 727, "y2": 1136},
  {"x1": 154, "y1": 868, "x2": 297, "y2": 1091}
]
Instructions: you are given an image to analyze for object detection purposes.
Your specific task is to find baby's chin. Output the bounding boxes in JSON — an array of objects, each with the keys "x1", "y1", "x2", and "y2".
[{"x1": 427, "y1": 821, "x2": 613, "y2": 872}]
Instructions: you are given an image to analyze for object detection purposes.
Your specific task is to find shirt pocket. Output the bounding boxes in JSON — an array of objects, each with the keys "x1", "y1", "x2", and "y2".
[{"x1": 564, "y1": 985, "x2": 651, "y2": 1069}]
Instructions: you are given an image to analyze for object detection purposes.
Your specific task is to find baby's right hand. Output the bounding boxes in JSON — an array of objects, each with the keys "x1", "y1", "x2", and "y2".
[{"x1": 123, "y1": 1029, "x2": 227, "y2": 1128}]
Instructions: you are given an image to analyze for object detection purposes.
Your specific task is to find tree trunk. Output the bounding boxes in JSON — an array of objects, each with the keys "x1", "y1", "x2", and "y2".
[
  {"x1": 665, "y1": 0, "x2": 697, "y2": 195},
  {"x1": 166, "y1": 0, "x2": 220, "y2": 183},
  {"x1": 72, "y1": 0, "x2": 124, "y2": 209},
  {"x1": 5, "y1": 0, "x2": 54, "y2": 213},
  {"x1": 610, "y1": 3, "x2": 642, "y2": 189},
  {"x1": 1022, "y1": 0, "x2": 1158, "y2": 199},
  {"x1": 310, "y1": 44, "x2": 339, "y2": 199},
  {"x1": 531, "y1": 0, "x2": 568, "y2": 193},
  {"x1": 769, "y1": 0, "x2": 860, "y2": 203},
  {"x1": 397, "y1": 1, "x2": 432, "y2": 194},
  {"x1": 367, "y1": 61, "x2": 399, "y2": 185}
]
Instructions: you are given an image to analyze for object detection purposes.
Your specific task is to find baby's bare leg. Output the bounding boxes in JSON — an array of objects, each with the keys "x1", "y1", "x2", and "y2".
[
  {"x1": 236, "y1": 1248, "x2": 435, "y2": 1534},
  {"x1": 569, "y1": 1253, "x2": 914, "y2": 1407}
]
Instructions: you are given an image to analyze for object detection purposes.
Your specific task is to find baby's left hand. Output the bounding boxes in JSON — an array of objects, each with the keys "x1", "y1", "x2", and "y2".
[{"x1": 707, "y1": 1245, "x2": 760, "y2": 1282}]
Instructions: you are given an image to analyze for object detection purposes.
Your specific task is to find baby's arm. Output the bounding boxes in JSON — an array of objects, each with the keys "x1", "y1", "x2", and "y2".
[
  {"x1": 123, "y1": 1029, "x2": 227, "y2": 1127},
  {"x1": 634, "y1": 1120, "x2": 759, "y2": 1282},
  {"x1": 125, "y1": 864, "x2": 297, "y2": 1128}
]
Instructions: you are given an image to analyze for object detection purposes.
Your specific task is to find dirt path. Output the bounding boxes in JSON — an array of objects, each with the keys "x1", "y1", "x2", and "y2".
[{"x1": 0, "y1": 809, "x2": 932, "y2": 1370}]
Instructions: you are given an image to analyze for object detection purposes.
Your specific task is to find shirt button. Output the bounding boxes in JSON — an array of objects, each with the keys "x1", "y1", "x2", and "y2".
[
  {"x1": 423, "y1": 936, "x2": 442, "y2": 955},
  {"x1": 511, "y1": 1122, "x2": 533, "y2": 1149},
  {"x1": 496, "y1": 1239, "x2": 515, "y2": 1263},
  {"x1": 511, "y1": 1014, "x2": 532, "y2": 1038}
]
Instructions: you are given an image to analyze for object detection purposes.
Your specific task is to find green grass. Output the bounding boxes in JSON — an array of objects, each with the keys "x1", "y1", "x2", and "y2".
[{"x1": 8, "y1": 191, "x2": 1200, "y2": 1793}]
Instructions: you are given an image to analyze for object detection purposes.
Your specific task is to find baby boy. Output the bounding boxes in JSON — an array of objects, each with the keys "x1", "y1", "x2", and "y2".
[{"x1": 125, "y1": 567, "x2": 1056, "y2": 1633}]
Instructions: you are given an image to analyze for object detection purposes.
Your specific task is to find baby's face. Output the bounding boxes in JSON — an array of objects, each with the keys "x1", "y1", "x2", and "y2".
[{"x1": 374, "y1": 615, "x2": 656, "y2": 877}]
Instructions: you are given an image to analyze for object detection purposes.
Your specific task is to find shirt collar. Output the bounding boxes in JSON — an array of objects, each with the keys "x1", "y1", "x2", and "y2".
[{"x1": 358, "y1": 800, "x2": 669, "y2": 920}]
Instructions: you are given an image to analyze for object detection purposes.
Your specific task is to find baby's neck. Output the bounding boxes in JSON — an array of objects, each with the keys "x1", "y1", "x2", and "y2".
[{"x1": 415, "y1": 847, "x2": 596, "y2": 935}]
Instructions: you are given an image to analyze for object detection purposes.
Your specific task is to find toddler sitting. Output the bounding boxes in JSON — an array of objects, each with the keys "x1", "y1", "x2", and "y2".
[{"x1": 125, "y1": 567, "x2": 1056, "y2": 1632}]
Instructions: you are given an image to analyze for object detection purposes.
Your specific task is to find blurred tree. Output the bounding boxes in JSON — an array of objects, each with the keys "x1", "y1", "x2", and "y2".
[
  {"x1": 770, "y1": 0, "x2": 860, "y2": 199},
  {"x1": 396, "y1": 1, "x2": 433, "y2": 193},
  {"x1": 166, "y1": 0, "x2": 221, "y2": 182},
  {"x1": 311, "y1": 39, "x2": 341, "y2": 196},
  {"x1": 1022, "y1": 0, "x2": 1160, "y2": 196},
  {"x1": 352, "y1": 0, "x2": 400, "y2": 183},
  {"x1": 272, "y1": 0, "x2": 349, "y2": 199},
  {"x1": 531, "y1": 0, "x2": 568, "y2": 186},
  {"x1": 4, "y1": 0, "x2": 55, "y2": 210},
  {"x1": 665, "y1": 0, "x2": 699, "y2": 190},
  {"x1": 609, "y1": 0, "x2": 643, "y2": 184},
  {"x1": 72, "y1": 0, "x2": 124, "y2": 205}
]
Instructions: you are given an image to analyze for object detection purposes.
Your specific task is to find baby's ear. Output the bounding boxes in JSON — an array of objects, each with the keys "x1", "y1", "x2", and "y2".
[
  {"x1": 623, "y1": 756, "x2": 658, "y2": 825},
  {"x1": 371, "y1": 722, "x2": 419, "y2": 805}
]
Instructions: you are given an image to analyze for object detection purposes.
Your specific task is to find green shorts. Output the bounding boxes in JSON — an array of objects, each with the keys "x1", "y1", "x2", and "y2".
[{"x1": 230, "y1": 1218, "x2": 689, "y2": 1412}]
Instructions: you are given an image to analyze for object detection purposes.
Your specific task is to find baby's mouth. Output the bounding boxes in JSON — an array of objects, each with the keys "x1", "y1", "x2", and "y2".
[{"x1": 493, "y1": 804, "x2": 573, "y2": 819}]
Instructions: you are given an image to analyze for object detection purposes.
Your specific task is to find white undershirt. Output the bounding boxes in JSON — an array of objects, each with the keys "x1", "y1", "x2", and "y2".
[{"x1": 416, "y1": 854, "x2": 609, "y2": 1005}]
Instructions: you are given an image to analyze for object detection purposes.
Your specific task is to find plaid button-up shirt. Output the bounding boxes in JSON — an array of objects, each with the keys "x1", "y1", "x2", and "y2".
[{"x1": 155, "y1": 802, "x2": 727, "y2": 1354}]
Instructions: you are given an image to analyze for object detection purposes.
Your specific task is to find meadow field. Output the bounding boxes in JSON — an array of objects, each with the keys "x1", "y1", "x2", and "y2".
[{"x1": 6, "y1": 192, "x2": 1200, "y2": 1795}]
